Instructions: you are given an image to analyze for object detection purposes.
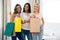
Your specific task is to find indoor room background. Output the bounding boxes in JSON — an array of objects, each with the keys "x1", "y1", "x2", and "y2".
[{"x1": 0, "y1": 0, "x2": 60, "y2": 40}]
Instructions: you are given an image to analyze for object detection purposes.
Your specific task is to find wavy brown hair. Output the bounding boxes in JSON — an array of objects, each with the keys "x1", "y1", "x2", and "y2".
[
  {"x1": 14, "y1": 4, "x2": 22, "y2": 14},
  {"x1": 23, "y1": 3, "x2": 31, "y2": 13}
]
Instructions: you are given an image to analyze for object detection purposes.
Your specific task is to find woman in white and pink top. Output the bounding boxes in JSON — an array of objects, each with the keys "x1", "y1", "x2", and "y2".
[{"x1": 30, "y1": 3, "x2": 44, "y2": 40}]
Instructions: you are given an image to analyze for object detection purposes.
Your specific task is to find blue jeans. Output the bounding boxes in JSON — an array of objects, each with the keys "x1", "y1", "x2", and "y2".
[
  {"x1": 12, "y1": 36, "x2": 16, "y2": 40},
  {"x1": 22, "y1": 29, "x2": 32, "y2": 40},
  {"x1": 32, "y1": 26, "x2": 43, "y2": 40},
  {"x1": 12, "y1": 32, "x2": 23, "y2": 40}
]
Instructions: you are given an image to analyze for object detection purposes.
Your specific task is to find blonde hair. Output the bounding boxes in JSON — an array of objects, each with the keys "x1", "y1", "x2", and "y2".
[
  {"x1": 34, "y1": 3, "x2": 40, "y2": 13},
  {"x1": 34, "y1": 3, "x2": 40, "y2": 7}
]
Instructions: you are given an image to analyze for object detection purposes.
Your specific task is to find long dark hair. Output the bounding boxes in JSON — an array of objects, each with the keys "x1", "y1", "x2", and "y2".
[
  {"x1": 23, "y1": 3, "x2": 31, "y2": 13},
  {"x1": 14, "y1": 4, "x2": 22, "y2": 14}
]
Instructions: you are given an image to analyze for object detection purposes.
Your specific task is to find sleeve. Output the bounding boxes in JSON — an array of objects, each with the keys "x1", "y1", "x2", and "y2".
[
  {"x1": 39, "y1": 13, "x2": 43, "y2": 19},
  {"x1": 20, "y1": 13, "x2": 24, "y2": 22}
]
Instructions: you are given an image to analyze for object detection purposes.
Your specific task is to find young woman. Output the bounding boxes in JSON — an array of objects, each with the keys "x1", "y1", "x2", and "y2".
[
  {"x1": 30, "y1": 3, "x2": 44, "y2": 40},
  {"x1": 21, "y1": 3, "x2": 32, "y2": 40},
  {"x1": 10, "y1": 4, "x2": 23, "y2": 40}
]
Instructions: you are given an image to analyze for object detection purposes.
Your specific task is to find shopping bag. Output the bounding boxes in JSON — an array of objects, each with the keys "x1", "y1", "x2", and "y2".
[
  {"x1": 4, "y1": 22, "x2": 14, "y2": 36},
  {"x1": 30, "y1": 18, "x2": 41, "y2": 33},
  {"x1": 14, "y1": 17, "x2": 22, "y2": 32}
]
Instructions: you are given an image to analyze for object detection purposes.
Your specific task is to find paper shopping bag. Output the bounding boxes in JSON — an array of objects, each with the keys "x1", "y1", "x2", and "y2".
[
  {"x1": 14, "y1": 17, "x2": 22, "y2": 32},
  {"x1": 30, "y1": 18, "x2": 41, "y2": 33}
]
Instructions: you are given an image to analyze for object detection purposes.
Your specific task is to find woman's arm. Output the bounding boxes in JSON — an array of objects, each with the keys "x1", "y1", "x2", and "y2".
[
  {"x1": 10, "y1": 12, "x2": 16, "y2": 22},
  {"x1": 41, "y1": 17, "x2": 44, "y2": 27},
  {"x1": 21, "y1": 20, "x2": 25, "y2": 24},
  {"x1": 23, "y1": 13, "x2": 36, "y2": 23},
  {"x1": 24, "y1": 19, "x2": 30, "y2": 23}
]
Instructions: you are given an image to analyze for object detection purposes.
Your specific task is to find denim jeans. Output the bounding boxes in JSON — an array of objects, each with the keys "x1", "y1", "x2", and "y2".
[
  {"x1": 12, "y1": 36, "x2": 16, "y2": 40},
  {"x1": 22, "y1": 29, "x2": 32, "y2": 40},
  {"x1": 12, "y1": 32, "x2": 23, "y2": 40},
  {"x1": 32, "y1": 25, "x2": 43, "y2": 40}
]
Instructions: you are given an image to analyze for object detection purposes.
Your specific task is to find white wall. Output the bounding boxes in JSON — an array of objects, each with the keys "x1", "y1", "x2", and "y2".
[
  {"x1": 42, "y1": 0, "x2": 60, "y2": 23},
  {"x1": 42, "y1": 0, "x2": 60, "y2": 39}
]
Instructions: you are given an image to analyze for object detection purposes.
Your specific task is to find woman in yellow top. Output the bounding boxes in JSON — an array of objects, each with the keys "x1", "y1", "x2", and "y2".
[{"x1": 10, "y1": 4, "x2": 23, "y2": 40}]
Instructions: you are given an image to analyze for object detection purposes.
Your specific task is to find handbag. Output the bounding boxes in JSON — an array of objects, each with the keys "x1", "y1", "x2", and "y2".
[
  {"x1": 4, "y1": 22, "x2": 14, "y2": 36},
  {"x1": 14, "y1": 17, "x2": 22, "y2": 32},
  {"x1": 30, "y1": 18, "x2": 41, "y2": 33}
]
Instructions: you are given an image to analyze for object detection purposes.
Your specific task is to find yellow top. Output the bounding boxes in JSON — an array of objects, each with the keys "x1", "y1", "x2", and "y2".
[{"x1": 14, "y1": 17, "x2": 22, "y2": 32}]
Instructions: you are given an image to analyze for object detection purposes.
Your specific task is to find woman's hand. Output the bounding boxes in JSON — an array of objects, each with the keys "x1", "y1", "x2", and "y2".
[
  {"x1": 42, "y1": 23, "x2": 44, "y2": 27},
  {"x1": 30, "y1": 13, "x2": 36, "y2": 18},
  {"x1": 24, "y1": 20, "x2": 30, "y2": 23},
  {"x1": 24, "y1": 20, "x2": 27, "y2": 23}
]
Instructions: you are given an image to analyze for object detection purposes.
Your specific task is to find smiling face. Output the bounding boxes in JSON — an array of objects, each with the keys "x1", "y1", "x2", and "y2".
[
  {"x1": 24, "y1": 4, "x2": 29, "y2": 12},
  {"x1": 34, "y1": 4, "x2": 40, "y2": 13},
  {"x1": 16, "y1": 6, "x2": 21, "y2": 13},
  {"x1": 23, "y1": 3, "x2": 31, "y2": 13},
  {"x1": 14, "y1": 4, "x2": 22, "y2": 14}
]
